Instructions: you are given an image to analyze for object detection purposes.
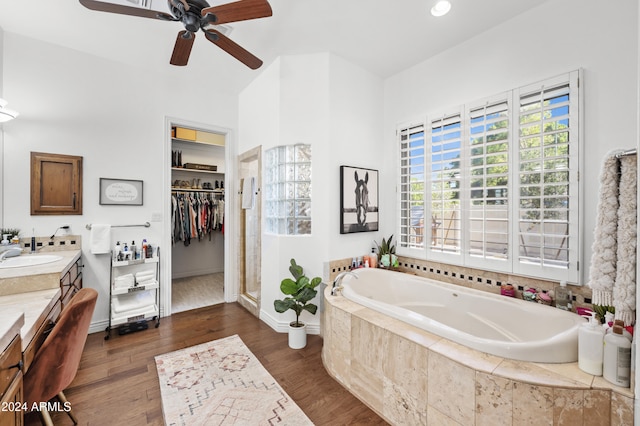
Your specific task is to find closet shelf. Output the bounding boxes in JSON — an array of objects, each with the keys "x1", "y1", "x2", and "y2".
[
  {"x1": 172, "y1": 167, "x2": 222, "y2": 175},
  {"x1": 171, "y1": 187, "x2": 224, "y2": 193}
]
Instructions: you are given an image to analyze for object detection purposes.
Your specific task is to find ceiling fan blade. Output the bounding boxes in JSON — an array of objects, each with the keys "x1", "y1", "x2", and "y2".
[
  {"x1": 170, "y1": 31, "x2": 196, "y2": 66},
  {"x1": 79, "y1": 0, "x2": 173, "y2": 20},
  {"x1": 201, "y1": 0, "x2": 272, "y2": 25},
  {"x1": 204, "y1": 29, "x2": 263, "y2": 69}
]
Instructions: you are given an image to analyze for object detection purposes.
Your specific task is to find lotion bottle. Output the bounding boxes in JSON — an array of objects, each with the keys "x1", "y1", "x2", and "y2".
[
  {"x1": 369, "y1": 247, "x2": 377, "y2": 268},
  {"x1": 578, "y1": 311, "x2": 605, "y2": 376},
  {"x1": 603, "y1": 325, "x2": 632, "y2": 387}
]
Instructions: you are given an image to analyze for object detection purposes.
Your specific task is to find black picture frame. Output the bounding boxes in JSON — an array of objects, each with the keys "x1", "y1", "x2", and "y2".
[
  {"x1": 340, "y1": 166, "x2": 379, "y2": 234},
  {"x1": 99, "y1": 178, "x2": 144, "y2": 206}
]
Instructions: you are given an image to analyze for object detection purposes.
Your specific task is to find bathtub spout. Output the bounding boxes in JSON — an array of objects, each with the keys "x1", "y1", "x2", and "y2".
[{"x1": 331, "y1": 271, "x2": 358, "y2": 296}]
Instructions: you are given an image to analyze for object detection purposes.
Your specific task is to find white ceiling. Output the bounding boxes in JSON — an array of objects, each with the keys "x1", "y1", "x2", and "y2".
[{"x1": 0, "y1": 0, "x2": 548, "y2": 94}]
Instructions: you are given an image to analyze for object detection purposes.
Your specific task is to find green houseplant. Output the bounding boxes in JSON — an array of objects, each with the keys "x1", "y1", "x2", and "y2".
[
  {"x1": 274, "y1": 258, "x2": 322, "y2": 349},
  {"x1": 376, "y1": 234, "x2": 398, "y2": 268}
]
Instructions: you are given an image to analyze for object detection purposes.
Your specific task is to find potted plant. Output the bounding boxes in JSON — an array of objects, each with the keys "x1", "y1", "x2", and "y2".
[
  {"x1": 274, "y1": 258, "x2": 322, "y2": 349},
  {"x1": 376, "y1": 234, "x2": 399, "y2": 268}
]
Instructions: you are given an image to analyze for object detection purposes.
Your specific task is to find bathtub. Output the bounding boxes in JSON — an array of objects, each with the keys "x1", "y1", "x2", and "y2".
[{"x1": 340, "y1": 268, "x2": 585, "y2": 363}]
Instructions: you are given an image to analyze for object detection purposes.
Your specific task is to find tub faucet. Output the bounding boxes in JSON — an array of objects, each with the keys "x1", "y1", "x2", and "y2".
[{"x1": 331, "y1": 271, "x2": 358, "y2": 296}]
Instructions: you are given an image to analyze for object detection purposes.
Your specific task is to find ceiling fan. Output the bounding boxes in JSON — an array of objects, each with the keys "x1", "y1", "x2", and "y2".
[{"x1": 79, "y1": 0, "x2": 272, "y2": 69}]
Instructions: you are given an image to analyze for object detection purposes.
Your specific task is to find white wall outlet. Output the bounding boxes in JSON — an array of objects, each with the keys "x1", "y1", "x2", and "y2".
[{"x1": 151, "y1": 212, "x2": 163, "y2": 222}]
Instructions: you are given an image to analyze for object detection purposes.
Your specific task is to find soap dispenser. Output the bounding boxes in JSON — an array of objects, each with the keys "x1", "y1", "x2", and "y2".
[{"x1": 578, "y1": 311, "x2": 605, "y2": 376}]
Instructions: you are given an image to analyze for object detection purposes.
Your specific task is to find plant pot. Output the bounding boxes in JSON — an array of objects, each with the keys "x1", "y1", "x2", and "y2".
[{"x1": 288, "y1": 321, "x2": 307, "y2": 349}]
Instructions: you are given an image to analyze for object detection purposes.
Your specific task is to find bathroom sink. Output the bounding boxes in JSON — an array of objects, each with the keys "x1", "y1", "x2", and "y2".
[{"x1": 0, "y1": 255, "x2": 63, "y2": 269}]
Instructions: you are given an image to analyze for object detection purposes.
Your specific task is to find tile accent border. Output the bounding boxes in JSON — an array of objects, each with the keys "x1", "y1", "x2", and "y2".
[
  {"x1": 327, "y1": 255, "x2": 593, "y2": 310},
  {"x1": 19, "y1": 235, "x2": 82, "y2": 252}
]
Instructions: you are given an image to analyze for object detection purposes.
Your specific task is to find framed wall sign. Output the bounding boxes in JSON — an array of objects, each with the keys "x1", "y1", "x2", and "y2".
[
  {"x1": 340, "y1": 166, "x2": 379, "y2": 234},
  {"x1": 99, "y1": 178, "x2": 143, "y2": 206}
]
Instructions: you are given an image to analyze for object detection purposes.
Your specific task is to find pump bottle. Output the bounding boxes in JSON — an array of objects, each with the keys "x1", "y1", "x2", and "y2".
[
  {"x1": 603, "y1": 325, "x2": 632, "y2": 387},
  {"x1": 578, "y1": 311, "x2": 605, "y2": 375}
]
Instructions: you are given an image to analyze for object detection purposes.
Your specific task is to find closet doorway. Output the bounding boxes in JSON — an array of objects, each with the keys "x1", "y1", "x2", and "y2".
[
  {"x1": 170, "y1": 124, "x2": 227, "y2": 313},
  {"x1": 237, "y1": 146, "x2": 261, "y2": 317}
]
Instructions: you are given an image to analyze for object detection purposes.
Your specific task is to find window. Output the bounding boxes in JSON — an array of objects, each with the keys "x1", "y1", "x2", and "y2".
[
  {"x1": 429, "y1": 112, "x2": 462, "y2": 255},
  {"x1": 397, "y1": 71, "x2": 581, "y2": 282},
  {"x1": 264, "y1": 144, "x2": 312, "y2": 235},
  {"x1": 399, "y1": 125, "x2": 425, "y2": 249},
  {"x1": 468, "y1": 98, "x2": 510, "y2": 262}
]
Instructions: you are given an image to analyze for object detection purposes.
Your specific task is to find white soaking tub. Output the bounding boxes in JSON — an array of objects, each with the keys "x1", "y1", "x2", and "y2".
[{"x1": 340, "y1": 268, "x2": 584, "y2": 363}]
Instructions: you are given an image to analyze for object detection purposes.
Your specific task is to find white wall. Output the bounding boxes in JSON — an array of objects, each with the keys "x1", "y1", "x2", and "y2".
[
  {"x1": 239, "y1": 53, "x2": 384, "y2": 332},
  {"x1": 1, "y1": 32, "x2": 238, "y2": 329},
  {"x1": 383, "y1": 0, "x2": 639, "y2": 284}
]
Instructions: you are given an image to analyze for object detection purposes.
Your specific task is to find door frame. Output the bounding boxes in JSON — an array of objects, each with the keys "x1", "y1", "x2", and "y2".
[{"x1": 161, "y1": 116, "x2": 238, "y2": 317}]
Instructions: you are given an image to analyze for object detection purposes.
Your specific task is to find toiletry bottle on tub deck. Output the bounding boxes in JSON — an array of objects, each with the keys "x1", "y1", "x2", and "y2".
[
  {"x1": 578, "y1": 311, "x2": 605, "y2": 376},
  {"x1": 603, "y1": 325, "x2": 631, "y2": 387},
  {"x1": 554, "y1": 280, "x2": 572, "y2": 310}
]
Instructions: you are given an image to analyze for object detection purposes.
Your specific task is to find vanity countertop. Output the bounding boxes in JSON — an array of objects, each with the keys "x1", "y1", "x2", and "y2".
[
  {"x1": 0, "y1": 309, "x2": 24, "y2": 353},
  {"x1": 0, "y1": 288, "x2": 60, "y2": 351},
  {"x1": 0, "y1": 249, "x2": 81, "y2": 296}
]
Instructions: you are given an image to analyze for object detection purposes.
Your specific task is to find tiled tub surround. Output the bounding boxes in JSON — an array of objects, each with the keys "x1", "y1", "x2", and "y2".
[
  {"x1": 326, "y1": 254, "x2": 593, "y2": 311},
  {"x1": 322, "y1": 286, "x2": 634, "y2": 425},
  {"x1": 339, "y1": 268, "x2": 584, "y2": 363}
]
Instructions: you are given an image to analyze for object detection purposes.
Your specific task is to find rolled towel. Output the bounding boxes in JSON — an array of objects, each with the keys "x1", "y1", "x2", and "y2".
[
  {"x1": 136, "y1": 279, "x2": 157, "y2": 287},
  {"x1": 135, "y1": 270, "x2": 156, "y2": 282},
  {"x1": 111, "y1": 290, "x2": 155, "y2": 314},
  {"x1": 114, "y1": 274, "x2": 134, "y2": 289}
]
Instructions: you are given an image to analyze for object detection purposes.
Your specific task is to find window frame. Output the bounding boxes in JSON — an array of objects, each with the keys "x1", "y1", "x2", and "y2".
[{"x1": 396, "y1": 70, "x2": 583, "y2": 283}]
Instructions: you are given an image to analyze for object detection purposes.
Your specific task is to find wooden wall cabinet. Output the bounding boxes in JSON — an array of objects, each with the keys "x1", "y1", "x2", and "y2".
[{"x1": 30, "y1": 152, "x2": 83, "y2": 215}]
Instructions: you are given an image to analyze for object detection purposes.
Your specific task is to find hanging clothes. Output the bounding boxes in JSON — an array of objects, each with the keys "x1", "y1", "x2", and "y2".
[{"x1": 171, "y1": 191, "x2": 225, "y2": 245}]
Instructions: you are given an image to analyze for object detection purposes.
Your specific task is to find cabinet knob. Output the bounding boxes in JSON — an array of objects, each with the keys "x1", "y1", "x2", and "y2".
[{"x1": 9, "y1": 360, "x2": 23, "y2": 371}]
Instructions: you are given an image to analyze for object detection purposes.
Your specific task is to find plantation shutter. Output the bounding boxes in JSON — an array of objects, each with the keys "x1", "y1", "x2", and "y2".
[
  {"x1": 468, "y1": 100, "x2": 510, "y2": 261},
  {"x1": 517, "y1": 81, "x2": 573, "y2": 270},
  {"x1": 399, "y1": 124, "x2": 426, "y2": 249},
  {"x1": 429, "y1": 113, "x2": 462, "y2": 255}
]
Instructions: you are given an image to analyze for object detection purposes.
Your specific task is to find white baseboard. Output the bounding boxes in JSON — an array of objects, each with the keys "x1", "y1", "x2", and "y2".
[
  {"x1": 259, "y1": 310, "x2": 320, "y2": 335},
  {"x1": 89, "y1": 319, "x2": 109, "y2": 335}
]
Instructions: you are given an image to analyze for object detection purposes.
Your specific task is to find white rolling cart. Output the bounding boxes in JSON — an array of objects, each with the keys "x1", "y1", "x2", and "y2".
[{"x1": 105, "y1": 247, "x2": 160, "y2": 340}]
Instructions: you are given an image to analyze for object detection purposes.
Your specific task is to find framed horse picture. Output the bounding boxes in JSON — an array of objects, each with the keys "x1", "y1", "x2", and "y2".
[{"x1": 340, "y1": 165, "x2": 379, "y2": 234}]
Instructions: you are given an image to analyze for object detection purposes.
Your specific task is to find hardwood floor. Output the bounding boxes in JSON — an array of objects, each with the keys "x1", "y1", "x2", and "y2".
[{"x1": 25, "y1": 303, "x2": 387, "y2": 426}]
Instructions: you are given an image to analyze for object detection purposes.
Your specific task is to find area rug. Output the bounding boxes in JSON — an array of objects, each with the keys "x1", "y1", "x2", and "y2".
[{"x1": 155, "y1": 334, "x2": 313, "y2": 426}]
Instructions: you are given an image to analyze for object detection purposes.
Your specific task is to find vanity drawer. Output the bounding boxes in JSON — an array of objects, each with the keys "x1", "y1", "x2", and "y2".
[{"x1": 0, "y1": 335, "x2": 22, "y2": 400}]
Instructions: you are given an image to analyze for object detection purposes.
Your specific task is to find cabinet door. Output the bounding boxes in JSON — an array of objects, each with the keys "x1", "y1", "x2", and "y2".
[
  {"x1": 0, "y1": 372, "x2": 23, "y2": 426},
  {"x1": 30, "y1": 152, "x2": 83, "y2": 215}
]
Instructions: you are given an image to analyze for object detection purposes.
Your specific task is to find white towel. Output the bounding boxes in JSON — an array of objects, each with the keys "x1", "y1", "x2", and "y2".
[
  {"x1": 90, "y1": 224, "x2": 111, "y2": 255},
  {"x1": 242, "y1": 177, "x2": 255, "y2": 209},
  {"x1": 114, "y1": 273, "x2": 135, "y2": 289},
  {"x1": 135, "y1": 270, "x2": 156, "y2": 280},
  {"x1": 613, "y1": 155, "x2": 637, "y2": 325},
  {"x1": 588, "y1": 152, "x2": 620, "y2": 306}
]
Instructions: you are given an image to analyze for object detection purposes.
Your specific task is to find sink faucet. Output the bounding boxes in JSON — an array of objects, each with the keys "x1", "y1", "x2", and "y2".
[
  {"x1": 331, "y1": 270, "x2": 358, "y2": 296},
  {"x1": 0, "y1": 247, "x2": 22, "y2": 262}
]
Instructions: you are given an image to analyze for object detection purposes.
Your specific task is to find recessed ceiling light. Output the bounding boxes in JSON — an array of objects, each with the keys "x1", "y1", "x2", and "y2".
[{"x1": 431, "y1": 0, "x2": 451, "y2": 17}]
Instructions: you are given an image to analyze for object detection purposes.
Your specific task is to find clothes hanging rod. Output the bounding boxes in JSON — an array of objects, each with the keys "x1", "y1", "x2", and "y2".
[
  {"x1": 85, "y1": 222, "x2": 151, "y2": 230},
  {"x1": 615, "y1": 149, "x2": 637, "y2": 158}
]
